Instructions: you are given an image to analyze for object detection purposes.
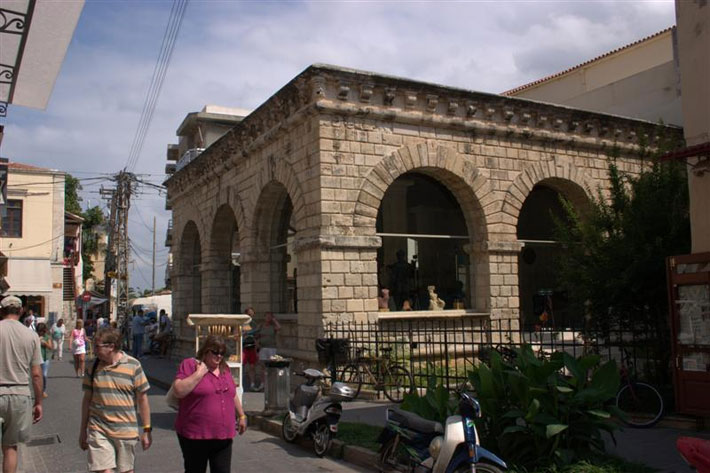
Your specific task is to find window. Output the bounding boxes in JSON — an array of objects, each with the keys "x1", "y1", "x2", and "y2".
[
  {"x1": 1, "y1": 199, "x2": 22, "y2": 237},
  {"x1": 377, "y1": 173, "x2": 469, "y2": 311}
]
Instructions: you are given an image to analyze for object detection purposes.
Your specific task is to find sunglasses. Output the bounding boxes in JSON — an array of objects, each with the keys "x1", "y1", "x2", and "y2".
[
  {"x1": 208, "y1": 349, "x2": 226, "y2": 357},
  {"x1": 94, "y1": 343, "x2": 113, "y2": 348}
]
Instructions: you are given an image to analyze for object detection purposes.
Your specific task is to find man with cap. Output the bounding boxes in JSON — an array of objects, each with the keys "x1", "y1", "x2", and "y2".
[{"x1": 0, "y1": 295, "x2": 43, "y2": 473}]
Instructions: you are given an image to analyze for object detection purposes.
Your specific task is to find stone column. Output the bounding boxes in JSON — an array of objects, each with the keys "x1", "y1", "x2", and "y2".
[{"x1": 485, "y1": 240, "x2": 523, "y2": 342}]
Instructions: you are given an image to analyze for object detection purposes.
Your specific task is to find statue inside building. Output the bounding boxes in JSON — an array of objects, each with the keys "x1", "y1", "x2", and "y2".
[
  {"x1": 377, "y1": 288, "x2": 397, "y2": 311},
  {"x1": 428, "y1": 285, "x2": 446, "y2": 311}
]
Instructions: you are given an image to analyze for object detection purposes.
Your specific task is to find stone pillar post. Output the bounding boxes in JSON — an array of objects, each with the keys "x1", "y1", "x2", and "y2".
[{"x1": 485, "y1": 240, "x2": 523, "y2": 342}]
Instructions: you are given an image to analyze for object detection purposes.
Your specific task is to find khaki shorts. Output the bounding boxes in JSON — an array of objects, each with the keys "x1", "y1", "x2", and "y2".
[
  {"x1": 87, "y1": 429, "x2": 138, "y2": 473},
  {"x1": 0, "y1": 394, "x2": 32, "y2": 447}
]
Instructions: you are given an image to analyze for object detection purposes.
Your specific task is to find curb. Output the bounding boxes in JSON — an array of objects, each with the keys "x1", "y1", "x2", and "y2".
[{"x1": 248, "y1": 414, "x2": 379, "y2": 471}]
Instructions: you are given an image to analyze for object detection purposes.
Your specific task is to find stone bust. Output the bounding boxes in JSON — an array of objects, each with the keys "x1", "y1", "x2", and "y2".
[{"x1": 428, "y1": 285, "x2": 445, "y2": 311}]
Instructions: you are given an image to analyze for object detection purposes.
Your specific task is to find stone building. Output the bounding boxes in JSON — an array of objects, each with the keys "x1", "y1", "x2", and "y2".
[{"x1": 164, "y1": 64, "x2": 679, "y2": 361}]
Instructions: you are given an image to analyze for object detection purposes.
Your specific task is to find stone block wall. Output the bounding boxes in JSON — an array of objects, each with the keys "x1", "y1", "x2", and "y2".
[{"x1": 166, "y1": 65, "x2": 680, "y2": 361}]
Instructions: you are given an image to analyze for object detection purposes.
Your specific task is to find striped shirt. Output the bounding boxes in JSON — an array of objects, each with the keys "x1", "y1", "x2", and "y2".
[{"x1": 82, "y1": 352, "x2": 150, "y2": 439}]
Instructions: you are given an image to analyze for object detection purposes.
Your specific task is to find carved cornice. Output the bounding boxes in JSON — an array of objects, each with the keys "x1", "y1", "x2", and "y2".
[{"x1": 165, "y1": 64, "x2": 682, "y2": 201}]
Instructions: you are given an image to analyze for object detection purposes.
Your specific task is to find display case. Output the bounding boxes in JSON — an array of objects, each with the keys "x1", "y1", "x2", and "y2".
[{"x1": 186, "y1": 313, "x2": 252, "y2": 399}]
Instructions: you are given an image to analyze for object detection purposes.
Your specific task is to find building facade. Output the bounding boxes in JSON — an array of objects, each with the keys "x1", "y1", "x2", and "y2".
[
  {"x1": 165, "y1": 65, "x2": 679, "y2": 361},
  {"x1": 0, "y1": 162, "x2": 82, "y2": 323}
]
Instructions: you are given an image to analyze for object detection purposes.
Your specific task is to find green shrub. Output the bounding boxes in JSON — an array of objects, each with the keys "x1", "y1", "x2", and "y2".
[
  {"x1": 468, "y1": 345, "x2": 621, "y2": 467},
  {"x1": 400, "y1": 372, "x2": 458, "y2": 425}
]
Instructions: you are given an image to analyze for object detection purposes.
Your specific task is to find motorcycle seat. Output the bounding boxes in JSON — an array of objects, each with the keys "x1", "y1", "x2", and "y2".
[{"x1": 387, "y1": 408, "x2": 444, "y2": 434}]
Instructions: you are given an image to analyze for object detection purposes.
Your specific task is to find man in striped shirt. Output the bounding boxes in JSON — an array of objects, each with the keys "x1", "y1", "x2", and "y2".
[{"x1": 79, "y1": 328, "x2": 152, "y2": 473}]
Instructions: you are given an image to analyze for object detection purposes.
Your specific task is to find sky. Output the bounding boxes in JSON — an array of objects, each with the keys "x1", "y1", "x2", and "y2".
[{"x1": 0, "y1": 0, "x2": 676, "y2": 292}]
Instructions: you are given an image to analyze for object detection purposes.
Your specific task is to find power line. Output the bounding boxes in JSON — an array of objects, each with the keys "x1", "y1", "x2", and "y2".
[{"x1": 125, "y1": 0, "x2": 189, "y2": 172}]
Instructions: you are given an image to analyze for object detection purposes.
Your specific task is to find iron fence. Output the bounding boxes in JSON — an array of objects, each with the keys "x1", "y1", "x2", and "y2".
[{"x1": 323, "y1": 316, "x2": 672, "y2": 402}]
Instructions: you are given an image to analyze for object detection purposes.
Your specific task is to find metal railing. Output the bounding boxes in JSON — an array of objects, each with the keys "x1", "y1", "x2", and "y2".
[
  {"x1": 175, "y1": 148, "x2": 205, "y2": 172},
  {"x1": 324, "y1": 316, "x2": 671, "y2": 398}
]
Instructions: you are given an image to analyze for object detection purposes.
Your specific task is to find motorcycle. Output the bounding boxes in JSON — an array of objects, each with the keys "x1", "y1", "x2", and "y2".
[
  {"x1": 677, "y1": 436, "x2": 710, "y2": 473},
  {"x1": 281, "y1": 368, "x2": 356, "y2": 457},
  {"x1": 378, "y1": 391, "x2": 507, "y2": 473}
]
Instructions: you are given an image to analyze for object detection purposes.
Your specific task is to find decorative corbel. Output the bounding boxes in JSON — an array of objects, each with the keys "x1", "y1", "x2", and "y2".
[{"x1": 360, "y1": 82, "x2": 374, "y2": 103}]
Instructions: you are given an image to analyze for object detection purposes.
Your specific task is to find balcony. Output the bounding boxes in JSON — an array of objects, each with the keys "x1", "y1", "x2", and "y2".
[
  {"x1": 175, "y1": 147, "x2": 205, "y2": 172},
  {"x1": 165, "y1": 219, "x2": 173, "y2": 247}
]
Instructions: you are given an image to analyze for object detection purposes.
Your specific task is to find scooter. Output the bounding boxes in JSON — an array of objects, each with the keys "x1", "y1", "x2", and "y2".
[
  {"x1": 677, "y1": 436, "x2": 710, "y2": 473},
  {"x1": 378, "y1": 391, "x2": 507, "y2": 473},
  {"x1": 281, "y1": 368, "x2": 356, "y2": 457}
]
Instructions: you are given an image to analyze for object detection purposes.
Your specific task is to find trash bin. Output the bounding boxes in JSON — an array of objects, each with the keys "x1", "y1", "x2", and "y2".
[{"x1": 264, "y1": 358, "x2": 291, "y2": 415}]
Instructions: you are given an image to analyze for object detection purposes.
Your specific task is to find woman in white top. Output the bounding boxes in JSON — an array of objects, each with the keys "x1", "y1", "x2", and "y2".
[
  {"x1": 51, "y1": 318, "x2": 67, "y2": 360},
  {"x1": 69, "y1": 319, "x2": 87, "y2": 377}
]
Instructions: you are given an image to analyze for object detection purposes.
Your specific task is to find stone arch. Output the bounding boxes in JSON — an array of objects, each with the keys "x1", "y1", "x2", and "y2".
[
  {"x1": 254, "y1": 159, "x2": 307, "y2": 233},
  {"x1": 355, "y1": 142, "x2": 493, "y2": 241},
  {"x1": 175, "y1": 220, "x2": 202, "y2": 336},
  {"x1": 355, "y1": 143, "x2": 493, "y2": 312},
  {"x1": 501, "y1": 159, "x2": 595, "y2": 230},
  {"x1": 204, "y1": 204, "x2": 240, "y2": 313},
  {"x1": 250, "y1": 180, "x2": 299, "y2": 313},
  {"x1": 508, "y1": 160, "x2": 594, "y2": 329}
]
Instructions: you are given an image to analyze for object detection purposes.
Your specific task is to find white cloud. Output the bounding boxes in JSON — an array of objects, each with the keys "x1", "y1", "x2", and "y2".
[{"x1": 0, "y1": 0, "x2": 676, "y2": 292}]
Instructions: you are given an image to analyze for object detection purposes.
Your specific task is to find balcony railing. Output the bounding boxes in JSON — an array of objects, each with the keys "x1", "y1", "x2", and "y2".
[{"x1": 175, "y1": 148, "x2": 205, "y2": 172}]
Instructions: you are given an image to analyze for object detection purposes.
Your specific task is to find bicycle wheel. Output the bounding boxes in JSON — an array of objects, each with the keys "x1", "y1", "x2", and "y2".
[
  {"x1": 382, "y1": 365, "x2": 414, "y2": 403},
  {"x1": 615, "y1": 382, "x2": 664, "y2": 428},
  {"x1": 337, "y1": 363, "x2": 363, "y2": 399},
  {"x1": 378, "y1": 437, "x2": 410, "y2": 473}
]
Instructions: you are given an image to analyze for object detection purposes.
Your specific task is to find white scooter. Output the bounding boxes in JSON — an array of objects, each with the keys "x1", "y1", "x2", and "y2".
[
  {"x1": 281, "y1": 368, "x2": 356, "y2": 457},
  {"x1": 378, "y1": 392, "x2": 507, "y2": 473}
]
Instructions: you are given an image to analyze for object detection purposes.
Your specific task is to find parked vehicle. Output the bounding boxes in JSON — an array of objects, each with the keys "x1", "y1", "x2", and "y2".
[
  {"x1": 615, "y1": 348, "x2": 664, "y2": 428},
  {"x1": 281, "y1": 368, "x2": 355, "y2": 457},
  {"x1": 677, "y1": 436, "x2": 710, "y2": 473},
  {"x1": 378, "y1": 392, "x2": 507, "y2": 473}
]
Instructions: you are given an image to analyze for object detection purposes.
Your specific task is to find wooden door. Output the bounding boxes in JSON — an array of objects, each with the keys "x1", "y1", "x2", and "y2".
[{"x1": 667, "y1": 252, "x2": 710, "y2": 416}]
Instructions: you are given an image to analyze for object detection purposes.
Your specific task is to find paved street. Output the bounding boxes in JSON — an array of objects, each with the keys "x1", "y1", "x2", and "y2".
[{"x1": 7, "y1": 350, "x2": 371, "y2": 473}]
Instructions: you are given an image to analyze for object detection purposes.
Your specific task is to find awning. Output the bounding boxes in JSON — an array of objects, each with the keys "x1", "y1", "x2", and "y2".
[
  {"x1": 76, "y1": 290, "x2": 107, "y2": 307},
  {"x1": 5, "y1": 259, "x2": 52, "y2": 295}
]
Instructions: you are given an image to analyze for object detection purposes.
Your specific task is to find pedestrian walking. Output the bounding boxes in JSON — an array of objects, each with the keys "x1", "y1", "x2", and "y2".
[
  {"x1": 153, "y1": 309, "x2": 172, "y2": 357},
  {"x1": 172, "y1": 335, "x2": 247, "y2": 473},
  {"x1": 131, "y1": 310, "x2": 146, "y2": 359},
  {"x1": 50, "y1": 318, "x2": 66, "y2": 360},
  {"x1": 0, "y1": 296, "x2": 43, "y2": 473},
  {"x1": 36, "y1": 323, "x2": 53, "y2": 398},
  {"x1": 255, "y1": 311, "x2": 280, "y2": 391},
  {"x1": 23, "y1": 308, "x2": 37, "y2": 332},
  {"x1": 79, "y1": 327, "x2": 152, "y2": 473},
  {"x1": 70, "y1": 320, "x2": 87, "y2": 378},
  {"x1": 241, "y1": 308, "x2": 258, "y2": 391}
]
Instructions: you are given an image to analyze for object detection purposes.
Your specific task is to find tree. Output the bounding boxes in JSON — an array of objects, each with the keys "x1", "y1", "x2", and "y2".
[
  {"x1": 82, "y1": 206, "x2": 106, "y2": 281},
  {"x1": 554, "y1": 157, "x2": 690, "y2": 333},
  {"x1": 65, "y1": 175, "x2": 82, "y2": 215},
  {"x1": 64, "y1": 174, "x2": 107, "y2": 283}
]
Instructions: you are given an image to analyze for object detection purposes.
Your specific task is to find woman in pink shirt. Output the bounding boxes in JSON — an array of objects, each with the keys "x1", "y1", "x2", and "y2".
[{"x1": 172, "y1": 335, "x2": 247, "y2": 473}]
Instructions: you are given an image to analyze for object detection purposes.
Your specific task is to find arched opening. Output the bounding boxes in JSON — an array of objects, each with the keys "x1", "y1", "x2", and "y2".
[
  {"x1": 179, "y1": 221, "x2": 202, "y2": 316},
  {"x1": 376, "y1": 173, "x2": 470, "y2": 311},
  {"x1": 255, "y1": 182, "x2": 298, "y2": 314},
  {"x1": 209, "y1": 205, "x2": 240, "y2": 313},
  {"x1": 517, "y1": 179, "x2": 589, "y2": 328}
]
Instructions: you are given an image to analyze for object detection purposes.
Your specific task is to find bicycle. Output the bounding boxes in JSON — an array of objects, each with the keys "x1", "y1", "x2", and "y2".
[
  {"x1": 615, "y1": 347, "x2": 664, "y2": 428},
  {"x1": 337, "y1": 346, "x2": 414, "y2": 403}
]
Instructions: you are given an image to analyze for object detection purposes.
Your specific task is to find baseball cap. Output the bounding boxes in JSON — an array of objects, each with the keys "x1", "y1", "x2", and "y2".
[{"x1": 1, "y1": 296, "x2": 22, "y2": 308}]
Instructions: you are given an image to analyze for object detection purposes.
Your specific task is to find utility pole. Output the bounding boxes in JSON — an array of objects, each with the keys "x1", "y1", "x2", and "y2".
[
  {"x1": 100, "y1": 186, "x2": 117, "y2": 319},
  {"x1": 152, "y1": 216, "x2": 156, "y2": 295},
  {"x1": 115, "y1": 171, "x2": 132, "y2": 322},
  {"x1": 102, "y1": 171, "x2": 133, "y2": 323}
]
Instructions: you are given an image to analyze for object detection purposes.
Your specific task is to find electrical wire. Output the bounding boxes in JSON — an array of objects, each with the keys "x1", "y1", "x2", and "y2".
[{"x1": 124, "y1": 0, "x2": 189, "y2": 172}]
